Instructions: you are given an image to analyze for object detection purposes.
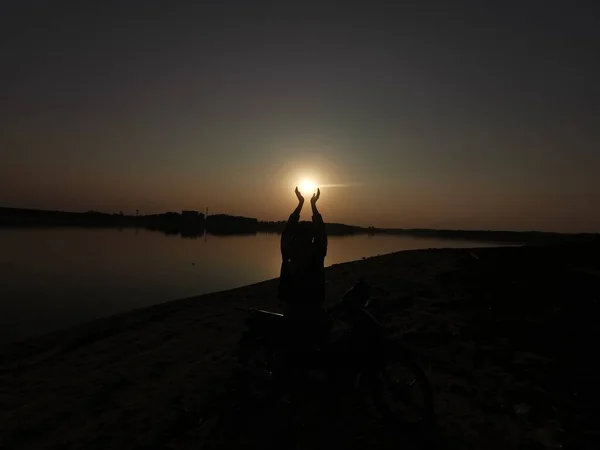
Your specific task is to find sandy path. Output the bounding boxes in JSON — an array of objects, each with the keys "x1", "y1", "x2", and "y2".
[{"x1": 1, "y1": 245, "x2": 598, "y2": 449}]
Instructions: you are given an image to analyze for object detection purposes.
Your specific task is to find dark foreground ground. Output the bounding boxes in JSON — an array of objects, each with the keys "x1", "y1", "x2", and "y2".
[{"x1": 1, "y1": 244, "x2": 599, "y2": 449}]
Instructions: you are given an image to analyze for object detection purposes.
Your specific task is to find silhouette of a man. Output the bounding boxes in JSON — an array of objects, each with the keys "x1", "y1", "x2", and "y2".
[{"x1": 278, "y1": 187, "x2": 327, "y2": 322}]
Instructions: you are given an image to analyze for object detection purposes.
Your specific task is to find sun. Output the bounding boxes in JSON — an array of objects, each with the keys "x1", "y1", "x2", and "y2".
[{"x1": 298, "y1": 178, "x2": 317, "y2": 195}]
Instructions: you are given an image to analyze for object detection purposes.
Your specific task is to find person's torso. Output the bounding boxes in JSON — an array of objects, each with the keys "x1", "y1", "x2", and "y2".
[{"x1": 280, "y1": 247, "x2": 325, "y2": 304}]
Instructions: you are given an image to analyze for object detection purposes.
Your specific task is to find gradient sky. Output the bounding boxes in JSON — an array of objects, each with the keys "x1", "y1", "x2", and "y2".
[{"x1": 1, "y1": 1, "x2": 598, "y2": 232}]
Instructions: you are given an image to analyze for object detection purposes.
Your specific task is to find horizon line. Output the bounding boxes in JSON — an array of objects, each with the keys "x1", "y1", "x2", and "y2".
[{"x1": 1, "y1": 205, "x2": 598, "y2": 236}]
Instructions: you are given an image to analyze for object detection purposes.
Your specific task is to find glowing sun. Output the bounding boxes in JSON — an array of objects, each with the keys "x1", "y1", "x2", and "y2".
[{"x1": 298, "y1": 178, "x2": 317, "y2": 195}]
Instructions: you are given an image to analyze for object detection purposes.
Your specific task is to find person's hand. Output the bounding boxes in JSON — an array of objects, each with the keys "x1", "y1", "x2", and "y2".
[
  {"x1": 295, "y1": 186, "x2": 304, "y2": 204},
  {"x1": 311, "y1": 188, "x2": 320, "y2": 205}
]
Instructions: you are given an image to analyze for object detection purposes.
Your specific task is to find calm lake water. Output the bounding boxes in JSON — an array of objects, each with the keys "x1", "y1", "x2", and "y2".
[{"x1": 0, "y1": 228, "x2": 502, "y2": 343}]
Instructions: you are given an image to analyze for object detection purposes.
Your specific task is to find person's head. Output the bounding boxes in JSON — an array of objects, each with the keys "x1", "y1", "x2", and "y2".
[
  {"x1": 288, "y1": 221, "x2": 316, "y2": 262},
  {"x1": 293, "y1": 221, "x2": 315, "y2": 245}
]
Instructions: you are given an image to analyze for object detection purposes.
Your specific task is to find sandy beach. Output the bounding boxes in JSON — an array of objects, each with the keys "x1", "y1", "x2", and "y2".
[{"x1": 1, "y1": 244, "x2": 598, "y2": 449}]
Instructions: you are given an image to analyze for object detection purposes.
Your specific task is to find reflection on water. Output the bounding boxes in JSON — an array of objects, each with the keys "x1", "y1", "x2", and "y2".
[{"x1": 0, "y1": 228, "x2": 500, "y2": 343}]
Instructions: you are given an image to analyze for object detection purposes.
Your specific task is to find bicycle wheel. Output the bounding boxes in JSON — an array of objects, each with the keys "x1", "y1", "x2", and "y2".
[
  {"x1": 235, "y1": 333, "x2": 277, "y2": 401},
  {"x1": 370, "y1": 343, "x2": 434, "y2": 426}
]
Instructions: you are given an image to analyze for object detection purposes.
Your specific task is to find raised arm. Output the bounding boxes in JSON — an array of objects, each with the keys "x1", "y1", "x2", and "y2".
[
  {"x1": 311, "y1": 188, "x2": 327, "y2": 257},
  {"x1": 281, "y1": 187, "x2": 304, "y2": 254}
]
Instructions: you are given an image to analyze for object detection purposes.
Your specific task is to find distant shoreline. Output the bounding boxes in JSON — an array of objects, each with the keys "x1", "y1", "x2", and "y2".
[{"x1": 1, "y1": 205, "x2": 598, "y2": 243}]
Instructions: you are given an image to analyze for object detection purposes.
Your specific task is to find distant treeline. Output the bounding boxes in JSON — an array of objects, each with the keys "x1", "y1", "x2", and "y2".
[
  {"x1": 0, "y1": 208, "x2": 259, "y2": 236},
  {"x1": 258, "y1": 220, "x2": 365, "y2": 235},
  {"x1": 0, "y1": 207, "x2": 367, "y2": 237},
  {"x1": 1, "y1": 206, "x2": 598, "y2": 243},
  {"x1": 373, "y1": 227, "x2": 600, "y2": 244}
]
